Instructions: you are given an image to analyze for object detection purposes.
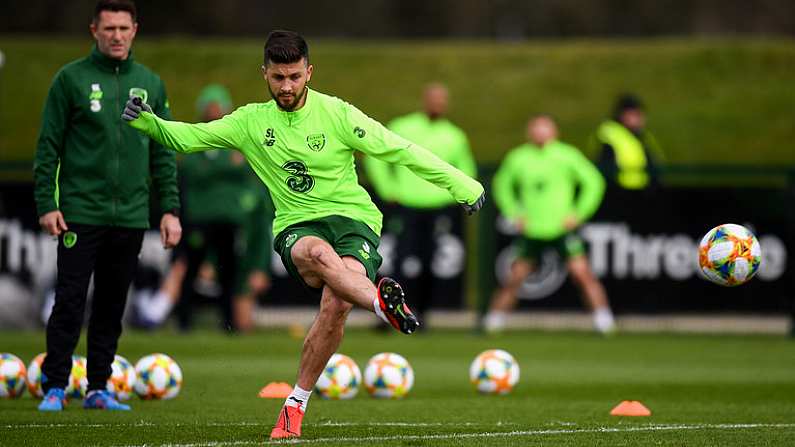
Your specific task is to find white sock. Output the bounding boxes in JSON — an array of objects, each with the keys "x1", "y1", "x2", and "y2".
[
  {"x1": 484, "y1": 311, "x2": 507, "y2": 333},
  {"x1": 372, "y1": 297, "x2": 389, "y2": 324},
  {"x1": 593, "y1": 307, "x2": 616, "y2": 333},
  {"x1": 285, "y1": 385, "x2": 311, "y2": 413}
]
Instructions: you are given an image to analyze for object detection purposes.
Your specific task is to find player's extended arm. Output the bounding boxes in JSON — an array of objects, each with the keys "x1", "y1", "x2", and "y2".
[
  {"x1": 571, "y1": 149, "x2": 606, "y2": 221},
  {"x1": 491, "y1": 152, "x2": 522, "y2": 220},
  {"x1": 343, "y1": 104, "x2": 484, "y2": 213},
  {"x1": 123, "y1": 97, "x2": 244, "y2": 154}
]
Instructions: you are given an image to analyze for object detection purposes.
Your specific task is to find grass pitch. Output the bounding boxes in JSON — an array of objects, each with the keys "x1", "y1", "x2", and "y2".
[{"x1": 1, "y1": 326, "x2": 794, "y2": 446}]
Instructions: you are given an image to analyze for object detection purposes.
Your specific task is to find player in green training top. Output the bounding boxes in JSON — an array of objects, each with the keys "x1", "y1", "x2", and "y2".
[
  {"x1": 483, "y1": 115, "x2": 616, "y2": 335},
  {"x1": 122, "y1": 30, "x2": 485, "y2": 440}
]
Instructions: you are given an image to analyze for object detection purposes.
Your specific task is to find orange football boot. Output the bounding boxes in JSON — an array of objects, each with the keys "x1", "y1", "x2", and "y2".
[{"x1": 270, "y1": 404, "x2": 305, "y2": 439}]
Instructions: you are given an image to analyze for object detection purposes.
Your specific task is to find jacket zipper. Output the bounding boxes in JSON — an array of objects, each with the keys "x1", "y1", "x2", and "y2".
[{"x1": 114, "y1": 65, "x2": 120, "y2": 224}]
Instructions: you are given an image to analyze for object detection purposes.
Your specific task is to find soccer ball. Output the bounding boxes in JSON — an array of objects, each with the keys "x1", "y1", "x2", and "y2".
[
  {"x1": 66, "y1": 355, "x2": 88, "y2": 399},
  {"x1": 469, "y1": 349, "x2": 520, "y2": 394},
  {"x1": 26, "y1": 353, "x2": 88, "y2": 398},
  {"x1": 26, "y1": 353, "x2": 46, "y2": 397},
  {"x1": 106, "y1": 355, "x2": 137, "y2": 401},
  {"x1": 134, "y1": 353, "x2": 182, "y2": 400},
  {"x1": 315, "y1": 353, "x2": 361, "y2": 399},
  {"x1": 698, "y1": 224, "x2": 762, "y2": 287},
  {"x1": 363, "y1": 352, "x2": 414, "y2": 399},
  {"x1": 0, "y1": 353, "x2": 27, "y2": 398}
]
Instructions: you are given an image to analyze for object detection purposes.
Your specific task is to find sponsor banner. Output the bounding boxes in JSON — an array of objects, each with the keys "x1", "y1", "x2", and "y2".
[
  {"x1": 491, "y1": 187, "x2": 793, "y2": 313},
  {"x1": 3, "y1": 182, "x2": 793, "y2": 317}
]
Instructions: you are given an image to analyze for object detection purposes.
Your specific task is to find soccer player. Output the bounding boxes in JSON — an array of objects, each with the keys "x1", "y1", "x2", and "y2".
[
  {"x1": 33, "y1": 0, "x2": 180, "y2": 411},
  {"x1": 365, "y1": 83, "x2": 476, "y2": 326},
  {"x1": 122, "y1": 30, "x2": 484, "y2": 439},
  {"x1": 484, "y1": 115, "x2": 616, "y2": 334}
]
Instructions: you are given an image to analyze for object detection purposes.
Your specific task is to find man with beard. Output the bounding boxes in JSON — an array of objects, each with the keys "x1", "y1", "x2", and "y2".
[{"x1": 122, "y1": 30, "x2": 484, "y2": 439}]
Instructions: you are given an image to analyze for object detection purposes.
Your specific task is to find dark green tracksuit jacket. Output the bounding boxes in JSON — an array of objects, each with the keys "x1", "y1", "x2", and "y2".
[{"x1": 33, "y1": 46, "x2": 179, "y2": 228}]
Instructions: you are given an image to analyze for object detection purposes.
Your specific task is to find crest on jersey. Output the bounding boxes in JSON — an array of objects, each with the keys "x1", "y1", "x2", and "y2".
[
  {"x1": 306, "y1": 133, "x2": 326, "y2": 152},
  {"x1": 128, "y1": 87, "x2": 148, "y2": 104}
]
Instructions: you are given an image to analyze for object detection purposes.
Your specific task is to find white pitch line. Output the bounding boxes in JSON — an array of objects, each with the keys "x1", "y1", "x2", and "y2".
[
  {"x1": 2, "y1": 421, "x2": 156, "y2": 429},
  {"x1": 104, "y1": 423, "x2": 795, "y2": 447},
  {"x1": 3, "y1": 421, "x2": 507, "y2": 430}
]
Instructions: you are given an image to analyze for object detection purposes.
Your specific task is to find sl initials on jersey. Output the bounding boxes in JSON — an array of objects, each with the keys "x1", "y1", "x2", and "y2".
[
  {"x1": 282, "y1": 160, "x2": 314, "y2": 193},
  {"x1": 263, "y1": 128, "x2": 276, "y2": 147}
]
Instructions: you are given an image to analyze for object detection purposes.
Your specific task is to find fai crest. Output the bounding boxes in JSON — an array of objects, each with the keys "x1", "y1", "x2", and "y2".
[
  {"x1": 306, "y1": 133, "x2": 326, "y2": 151},
  {"x1": 128, "y1": 87, "x2": 149, "y2": 104}
]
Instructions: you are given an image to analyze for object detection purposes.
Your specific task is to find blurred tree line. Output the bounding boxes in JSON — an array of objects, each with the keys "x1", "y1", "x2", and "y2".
[{"x1": 2, "y1": 0, "x2": 793, "y2": 38}]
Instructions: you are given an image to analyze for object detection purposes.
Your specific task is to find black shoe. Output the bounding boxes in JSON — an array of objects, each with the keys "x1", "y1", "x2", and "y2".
[{"x1": 375, "y1": 278, "x2": 420, "y2": 334}]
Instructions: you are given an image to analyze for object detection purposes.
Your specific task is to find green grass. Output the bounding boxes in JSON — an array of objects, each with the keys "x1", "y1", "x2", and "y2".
[
  {"x1": 2, "y1": 37, "x2": 795, "y2": 169},
  {"x1": 1, "y1": 328, "x2": 794, "y2": 445}
]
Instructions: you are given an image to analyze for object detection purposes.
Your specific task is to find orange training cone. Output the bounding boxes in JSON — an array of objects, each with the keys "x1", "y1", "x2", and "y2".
[
  {"x1": 610, "y1": 400, "x2": 652, "y2": 416},
  {"x1": 258, "y1": 382, "x2": 293, "y2": 399}
]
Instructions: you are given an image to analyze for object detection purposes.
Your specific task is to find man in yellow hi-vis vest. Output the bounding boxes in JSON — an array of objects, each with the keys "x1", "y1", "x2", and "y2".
[{"x1": 592, "y1": 94, "x2": 664, "y2": 190}]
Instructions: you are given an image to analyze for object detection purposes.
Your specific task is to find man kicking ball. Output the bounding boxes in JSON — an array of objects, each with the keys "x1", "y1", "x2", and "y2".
[{"x1": 122, "y1": 30, "x2": 484, "y2": 439}]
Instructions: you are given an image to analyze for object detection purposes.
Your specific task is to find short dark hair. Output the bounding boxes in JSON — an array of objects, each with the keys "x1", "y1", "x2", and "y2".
[
  {"x1": 264, "y1": 30, "x2": 309, "y2": 66},
  {"x1": 613, "y1": 93, "x2": 643, "y2": 119},
  {"x1": 94, "y1": 0, "x2": 137, "y2": 23}
]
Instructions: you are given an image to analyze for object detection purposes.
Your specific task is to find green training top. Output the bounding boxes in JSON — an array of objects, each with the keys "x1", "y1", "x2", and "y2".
[
  {"x1": 364, "y1": 112, "x2": 476, "y2": 208},
  {"x1": 492, "y1": 140, "x2": 605, "y2": 240},
  {"x1": 128, "y1": 88, "x2": 484, "y2": 236},
  {"x1": 33, "y1": 46, "x2": 178, "y2": 228}
]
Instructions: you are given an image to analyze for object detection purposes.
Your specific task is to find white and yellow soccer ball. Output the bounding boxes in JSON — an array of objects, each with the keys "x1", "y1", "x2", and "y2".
[
  {"x1": 0, "y1": 353, "x2": 27, "y2": 398},
  {"x1": 315, "y1": 353, "x2": 361, "y2": 400},
  {"x1": 698, "y1": 223, "x2": 762, "y2": 287},
  {"x1": 66, "y1": 355, "x2": 88, "y2": 399},
  {"x1": 469, "y1": 349, "x2": 520, "y2": 395},
  {"x1": 134, "y1": 353, "x2": 182, "y2": 400},
  {"x1": 106, "y1": 355, "x2": 137, "y2": 401},
  {"x1": 363, "y1": 352, "x2": 414, "y2": 399}
]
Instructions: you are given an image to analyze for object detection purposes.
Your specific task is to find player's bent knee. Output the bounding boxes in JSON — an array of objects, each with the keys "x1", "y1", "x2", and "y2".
[
  {"x1": 292, "y1": 237, "x2": 332, "y2": 268},
  {"x1": 309, "y1": 244, "x2": 332, "y2": 264}
]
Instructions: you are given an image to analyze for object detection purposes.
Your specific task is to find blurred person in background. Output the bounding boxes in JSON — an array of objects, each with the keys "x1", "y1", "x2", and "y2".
[
  {"x1": 484, "y1": 115, "x2": 616, "y2": 334},
  {"x1": 122, "y1": 30, "x2": 484, "y2": 440},
  {"x1": 365, "y1": 83, "x2": 476, "y2": 328},
  {"x1": 592, "y1": 93, "x2": 665, "y2": 192},
  {"x1": 32, "y1": 0, "x2": 180, "y2": 412},
  {"x1": 135, "y1": 84, "x2": 272, "y2": 333}
]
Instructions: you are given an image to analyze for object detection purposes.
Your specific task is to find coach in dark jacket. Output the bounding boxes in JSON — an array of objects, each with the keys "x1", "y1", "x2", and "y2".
[{"x1": 32, "y1": 0, "x2": 180, "y2": 411}]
